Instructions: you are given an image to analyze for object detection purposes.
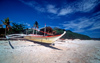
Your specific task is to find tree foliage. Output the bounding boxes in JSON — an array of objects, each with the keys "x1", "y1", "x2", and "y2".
[
  {"x1": 53, "y1": 27, "x2": 65, "y2": 35},
  {"x1": 0, "y1": 28, "x2": 5, "y2": 37},
  {"x1": 34, "y1": 21, "x2": 39, "y2": 28},
  {"x1": 1, "y1": 17, "x2": 12, "y2": 31},
  {"x1": 11, "y1": 23, "x2": 26, "y2": 33}
]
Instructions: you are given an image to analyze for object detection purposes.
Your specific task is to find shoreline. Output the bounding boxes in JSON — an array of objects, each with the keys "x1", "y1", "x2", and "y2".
[{"x1": 0, "y1": 38, "x2": 100, "y2": 40}]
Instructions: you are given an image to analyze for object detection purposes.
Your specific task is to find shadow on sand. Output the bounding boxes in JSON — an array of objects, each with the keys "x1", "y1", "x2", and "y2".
[
  {"x1": 9, "y1": 41, "x2": 14, "y2": 49},
  {"x1": 26, "y1": 40, "x2": 61, "y2": 50}
]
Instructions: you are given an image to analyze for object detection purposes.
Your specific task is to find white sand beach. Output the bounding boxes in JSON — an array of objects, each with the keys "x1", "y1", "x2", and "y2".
[{"x1": 0, "y1": 39, "x2": 100, "y2": 63}]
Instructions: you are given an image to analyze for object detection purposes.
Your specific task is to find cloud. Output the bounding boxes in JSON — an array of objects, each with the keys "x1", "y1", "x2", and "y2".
[
  {"x1": 89, "y1": 22, "x2": 100, "y2": 30},
  {"x1": 74, "y1": 0, "x2": 99, "y2": 12},
  {"x1": 19, "y1": 0, "x2": 35, "y2": 6},
  {"x1": 34, "y1": 6, "x2": 46, "y2": 12},
  {"x1": 18, "y1": 21, "x2": 30, "y2": 27},
  {"x1": 19, "y1": 0, "x2": 100, "y2": 16},
  {"x1": 88, "y1": 11, "x2": 100, "y2": 30},
  {"x1": 19, "y1": 0, "x2": 46, "y2": 12},
  {"x1": 46, "y1": 5, "x2": 58, "y2": 14},
  {"x1": 61, "y1": 11, "x2": 100, "y2": 32},
  {"x1": 62, "y1": 18, "x2": 93, "y2": 32},
  {"x1": 25, "y1": 23, "x2": 30, "y2": 27},
  {"x1": 58, "y1": 7, "x2": 73, "y2": 16}
]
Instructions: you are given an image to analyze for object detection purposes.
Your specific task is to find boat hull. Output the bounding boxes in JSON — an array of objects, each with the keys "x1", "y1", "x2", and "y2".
[
  {"x1": 24, "y1": 31, "x2": 66, "y2": 44},
  {"x1": 24, "y1": 35, "x2": 59, "y2": 43}
]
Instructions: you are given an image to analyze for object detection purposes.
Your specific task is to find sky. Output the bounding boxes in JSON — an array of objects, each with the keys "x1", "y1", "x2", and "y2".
[{"x1": 0, "y1": 0, "x2": 100, "y2": 38}]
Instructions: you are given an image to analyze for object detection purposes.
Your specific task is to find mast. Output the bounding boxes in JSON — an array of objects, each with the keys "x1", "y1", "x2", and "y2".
[
  {"x1": 36, "y1": 28, "x2": 37, "y2": 35},
  {"x1": 33, "y1": 27, "x2": 34, "y2": 34},
  {"x1": 44, "y1": 24, "x2": 46, "y2": 36}
]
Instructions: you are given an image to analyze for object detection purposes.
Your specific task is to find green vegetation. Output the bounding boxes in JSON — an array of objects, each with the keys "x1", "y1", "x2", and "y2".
[
  {"x1": 1, "y1": 17, "x2": 12, "y2": 36},
  {"x1": 0, "y1": 23, "x2": 26, "y2": 37},
  {"x1": 11, "y1": 23, "x2": 26, "y2": 34},
  {"x1": 53, "y1": 27, "x2": 91, "y2": 40},
  {"x1": 34, "y1": 21, "x2": 39, "y2": 28},
  {"x1": 33, "y1": 21, "x2": 39, "y2": 35},
  {"x1": 0, "y1": 28, "x2": 5, "y2": 37},
  {"x1": 53, "y1": 27, "x2": 65, "y2": 35},
  {"x1": 62, "y1": 30, "x2": 91, "y2": 40}
]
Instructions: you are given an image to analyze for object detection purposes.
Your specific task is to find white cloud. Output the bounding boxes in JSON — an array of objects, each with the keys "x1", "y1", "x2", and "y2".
[
  {"x1": 75, "y1": 0, "x2": 99, "y2": 12},
  {"x1": 19, "y1": 0, "x2": 100, "y2": 16},
  {"x1": 46, "y1": 5, "x2": 58, "y2": 14},
  {"x1": 88, "y1": 11, "x2": 100, "y2": 30},
  {"x1": 25, "y1": 23, "x2": 30, "y2": 27},
  {"x1": 89, "y1": 19, "x2": 100, "y2": 30},
  {"x1": 19, "y1": 0, "x2": 35, "y2": 6},
  {"x1": 77, "y1": 19, "x2": 94, "y2": 29},
  {"x1": 62, "y1": 13, "x2": 100, "y2": 32},
  {"x1": 16, "y1": 21, "x2": 31, "y2": 27},
  {"x1": 20, "y1": 0, "x2": 58, "y2": 14},
  {"x1": 34, "y1": 6, "x2": 46, "y2": 12},
  {"x1": 57, "y1": 0, "x2": 99, "y2": 16},
  {"x1": 58, "y1": 7, "x2": 73, "y2": 16},
  {"x1": 58, "y1": 0, "x2": 99, "y2": 16},
  {"x1": 19, "y1": 0, "x2": 46, "y2": 12}
]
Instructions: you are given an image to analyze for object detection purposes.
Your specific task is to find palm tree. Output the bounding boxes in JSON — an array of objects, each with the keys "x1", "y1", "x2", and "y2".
[
  {"x1": 34, "y1": 21, "x2": 39, "y2": 35},
  {"x1": 1, "y1": 17, "x2": 12, "y2": 36},
  {"x1": 34, "y1": 21, "x2": 38, "y2": 28}
]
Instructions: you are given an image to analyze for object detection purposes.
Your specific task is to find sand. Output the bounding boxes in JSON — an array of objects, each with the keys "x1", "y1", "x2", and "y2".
[{"x1": 0, "y1": 39, "x2": 100, "y2": 63}]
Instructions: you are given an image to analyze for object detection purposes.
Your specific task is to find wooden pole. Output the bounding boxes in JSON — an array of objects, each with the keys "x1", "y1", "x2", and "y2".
[
  {"x1": 33, "y1": 28, "x2": 34, "y2": 34},
  {"x1": 44, "y1": 24, "x2": 46, "y2": 36},
  {"x1": 36, "y1": 28, "x2": 37, "y2": 35}
]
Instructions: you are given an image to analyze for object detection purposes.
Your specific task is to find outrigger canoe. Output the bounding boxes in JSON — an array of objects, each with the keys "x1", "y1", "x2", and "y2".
[
  {"x1": 24, "y1": 31, "x2": 66, "y2": 44},
  {"x1": 6, "y1": 31, "x2": 66, "y2": 44}
]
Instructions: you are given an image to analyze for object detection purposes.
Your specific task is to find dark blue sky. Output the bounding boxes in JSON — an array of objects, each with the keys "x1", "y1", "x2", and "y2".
[{"x1": 0, "y1": 0, "x2": 100, "y2": 38}]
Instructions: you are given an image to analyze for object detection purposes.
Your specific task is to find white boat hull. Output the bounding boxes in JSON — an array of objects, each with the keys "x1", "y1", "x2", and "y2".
[{"x1": 24, "y1": 31, "x2": 66, "y2": 44}]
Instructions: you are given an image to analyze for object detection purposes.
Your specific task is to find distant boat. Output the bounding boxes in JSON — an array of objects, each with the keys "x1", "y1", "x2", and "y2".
[{"x1": 24, "y1": 31, "x2": 66, "y2": 44}]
